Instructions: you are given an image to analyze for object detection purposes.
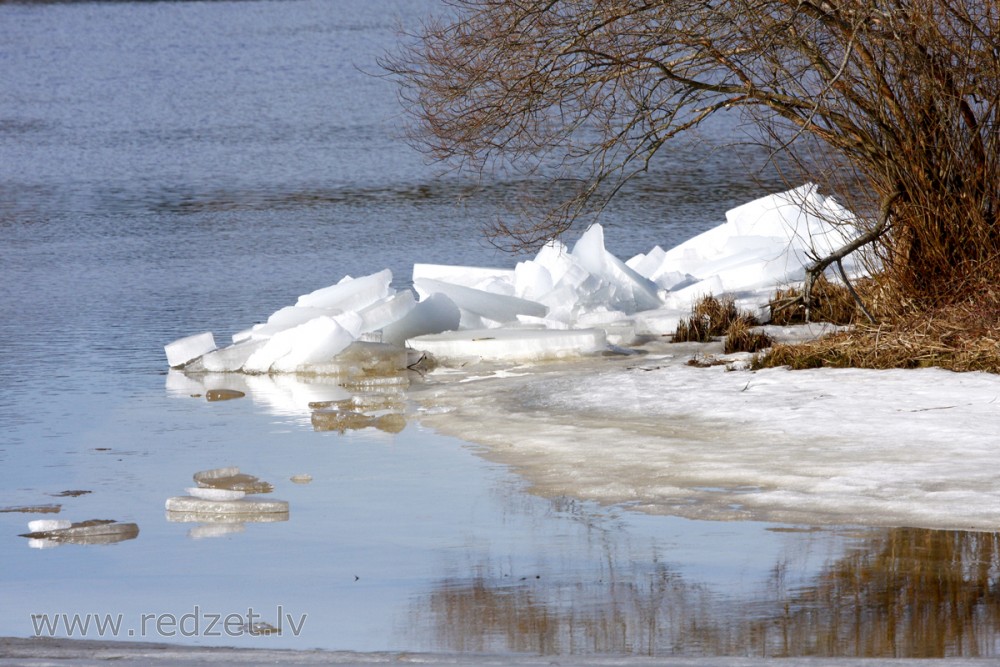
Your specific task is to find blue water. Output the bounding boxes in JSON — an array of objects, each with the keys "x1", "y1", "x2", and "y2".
[{"x1": 2, "y1": 0, "x2": 997, "y2": 658}]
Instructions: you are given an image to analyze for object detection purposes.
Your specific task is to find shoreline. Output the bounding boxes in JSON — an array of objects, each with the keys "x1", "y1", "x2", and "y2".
[{"x1": 2, "y1": 636, "x2": 993, "y2": 666}]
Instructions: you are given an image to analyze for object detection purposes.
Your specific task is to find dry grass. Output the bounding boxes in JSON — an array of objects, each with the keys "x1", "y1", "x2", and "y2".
[
  {"x1": 724, "y1": 318, "x2": 774, "y2": 354},
  {"x1": 755, "y1": 287, "x2": 1000, "y2": 373},
  {"x1": 674, "y1": 295, "x2": 751, "y2": 343},
  {"x1": 769, "y1": 274, "x2": 868, "y2": 325},
  {"x1": 674, "y1": 295, "x2": 773, "y2": 354}
]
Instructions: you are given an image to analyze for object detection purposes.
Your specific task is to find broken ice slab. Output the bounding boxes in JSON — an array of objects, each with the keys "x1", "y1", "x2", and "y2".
[
  {"x1": 408, "y1": 327, "x2": 608, "y2": 364},
  {"x1": 185, "y1": 487, "x2": 246, "y2": 501},
  {"x1": 412, "y1": 263, "x2": 515, "y2": 291},
  {"x1": 192, "y1": 340, "x2": 266, "y2": 372},
  {"x1": 19, "y1": 519, "x2": 140, "y2": 545},
  {"x1": 571, "y1": 224, "x2": 662, "y2": 312},
  {"x1": 166, "y1": 510, "x2": 287, "y2": 524},
  {"x1": 295, "y1": 269, "x2": 392, "y2": 310},
  {"x1": 356, "y1": 291, "x2": 416, "y2": 336},
  {"x1": 243, "y1": 315, "x2": 358, "y2": 374},
  {"x1": 238, "y1": 306, "x2": 342, "y2": 342},
  {"x1": 414, "y1": 277, "x2": 547, "y2": 324},
  {"x1": 164, "y1": 332, "x2": 217, "y2": 368},
  {"x1": 27, "y1": 519, "x2": 71, "y2": 532},
  {"x1": 193, "y1": 467, "x2": 274, "y2": 494},
  {"x1": 165, "y1": 496, "x2": 289, "y2": 515},
  {"x1": 381, "y1": 293, "x2": 461, "y2": 347},
  {"x1": 0, "y1": 504, "x2": 61, "y2": 514}
]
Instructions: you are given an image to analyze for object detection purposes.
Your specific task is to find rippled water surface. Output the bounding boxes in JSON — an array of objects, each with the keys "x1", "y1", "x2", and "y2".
[{"x1": 3, "y1": 0, "x2": 1000, "y2": 659}]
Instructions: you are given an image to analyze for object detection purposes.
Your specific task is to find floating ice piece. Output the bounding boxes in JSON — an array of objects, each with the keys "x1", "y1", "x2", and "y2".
[
  {"x1": 164, "y1": 332, "x2": 216, "y2": 368},
  {"x1": 165, "y1": 496, "x2": 289, "y2": 515},
  {"x1": 166, "y1": 511, "x2": 286, "y2": 524},
  {"x1": 295, "y1": 269, "x2": 392, "y2": 311},
  {"x1": 381, "y1": 293, "x2": 461, "y2": 346},
  {"x1": 409, "y1": 328, "x2": 607, "y2": 364},
  {"x1": 193, "y1": 467, "x2": 274, "y2": 494},
  {"x1": 185, "y1": 487, "x2": 246, "y2": 501},
  {"x1": 414, "y1": 277, "x2": 547, "y2": 324},
  {"x1": 27, "y1": 519, "x2": 71, "y2": 533},
  {"x1": 19, "y1": 519, "x2": 140, "y2": 545}
]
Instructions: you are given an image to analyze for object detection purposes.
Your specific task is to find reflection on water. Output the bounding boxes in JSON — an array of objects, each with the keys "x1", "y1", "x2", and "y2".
[
  {"x1": 764, "y1": 528, "x2": 1000, "y2": 658},
  {"x1": 415, "y1": 527, "x2": 1000, "y2": 658}
]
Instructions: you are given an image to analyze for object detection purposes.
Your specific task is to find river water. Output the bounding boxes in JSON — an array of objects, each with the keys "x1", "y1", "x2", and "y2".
[{"x1": 2, "y1": 0, "x2": 1000, "y2": 659}]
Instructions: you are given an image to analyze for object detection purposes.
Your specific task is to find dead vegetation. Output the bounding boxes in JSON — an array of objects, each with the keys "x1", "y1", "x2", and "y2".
[
  {"x1": 756, "y1": 277, "x2": 1000, "y2": 373},
  {"x1": 769, "y1": 275, "x2": 869, "y2": 326},
  {"x1": 673, "y1": 295, "x2": 775, "y2": 354}
]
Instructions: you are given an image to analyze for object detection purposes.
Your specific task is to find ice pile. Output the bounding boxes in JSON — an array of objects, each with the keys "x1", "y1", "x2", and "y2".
[{"x1": 165, "y1": 184, "x2": 859, "y2": 368}]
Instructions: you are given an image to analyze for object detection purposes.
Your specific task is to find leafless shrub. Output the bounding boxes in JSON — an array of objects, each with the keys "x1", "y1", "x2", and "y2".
[{"x1": 386, "y1": 0, "x2": 999, "y2": 311}]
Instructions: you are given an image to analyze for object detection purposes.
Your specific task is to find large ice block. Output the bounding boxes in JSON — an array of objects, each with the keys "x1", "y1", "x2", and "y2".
[
  {"x1": 295, "y1": 269, "x2": 392, "y2": 311},
  {"x1": 193, "y1": 340, "x2": 266, "y2": 372},
  {"x1": 357, "y1": 291, "x2": 416, "y2": 336},
  {"x1": 412, "y1": 264, "x2": 515, "y2": 291},
  {"x1": 164, "y1": 332, "x2": 217, "y2": 368},
  {"x1": 414, "y1": 277, "x2": 548, "y2": 323},
  {"x1": 408, "y1": 327, "x2": 607, "y2": 364},
  {"x1": 381, "y1": 293, "x2": 461, "y2": 346},
  {"x1": 242, "y1": 315, "x2": 357, "y2": 374},
  {"x1": 571, "y1": 224, "x2": 662, "y2": 312}
]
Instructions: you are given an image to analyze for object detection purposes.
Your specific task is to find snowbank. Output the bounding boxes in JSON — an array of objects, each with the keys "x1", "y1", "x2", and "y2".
[
  {"x1": 414, "y1": 350, "x2": 1000, "y2": 531},
  {"x1": 165, "y1": 184, "x2": 857, "y2": 371}
]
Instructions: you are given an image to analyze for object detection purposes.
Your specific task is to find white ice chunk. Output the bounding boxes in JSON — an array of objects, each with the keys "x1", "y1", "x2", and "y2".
[
  {"x1": 571, "y1": 224, "x2": 662, "y2": 312},
  {"x1": 242, "y1": 316, "x2": 356, "y2": 374},
  {"x1": 409, "y1": 327, "x2": 607, "y2": 364},
  {"x1": 165, "y1": 332, "x2": 217, "y2": 368},
  {"x1": 295, "y1": 269, "x2": 392, "y2": 311},
  {"x1": 196, "y1": 340, "x2": 266, "y2": 372},
  {"x1": 382, "y1": 293, "x2": 461, "y2": 346},
  {"x1": 357, "y1": 291, "x2": 416, "y2": 336},
  {"x1": 28, "y1": 520, "x2": 72, "y2": 533},
  {"x1": 185, "y1": 487, "x2": 246, "y2": 501},
  {"x1": 412, "y1": 264, "x2": 515, "y2": 291},
  {"x1": 414, "y1": 277, "x2": 548, "y2": 324},
  {"x1": 513, "y1": 260, "x2": 554, "y2": 302},
  {"x1": 244, "y1": 306, "x2": 342, "y2": 341}
]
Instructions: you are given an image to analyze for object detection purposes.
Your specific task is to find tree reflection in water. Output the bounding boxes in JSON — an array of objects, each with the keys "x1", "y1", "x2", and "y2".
[
  {"x1": 761, "y1": 528, "x2": 1000, "y2": 658},
  {"x1": 415, "y1": 528, "x2": 1000, "y2": 657}
]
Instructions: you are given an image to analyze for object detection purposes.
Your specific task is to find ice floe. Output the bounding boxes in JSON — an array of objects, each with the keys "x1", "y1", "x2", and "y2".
[
  {"x1": 165, "y1": 183, "x2": 858, "y2": 370},
  {"x1": 166, "y1": 468, "x2": 289, "y2": 538}
]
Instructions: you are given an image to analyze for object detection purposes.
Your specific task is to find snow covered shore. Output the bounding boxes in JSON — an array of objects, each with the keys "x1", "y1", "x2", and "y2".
[{"x1": 164, "y1": 184, "x2": 1000, "y2": 532}]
